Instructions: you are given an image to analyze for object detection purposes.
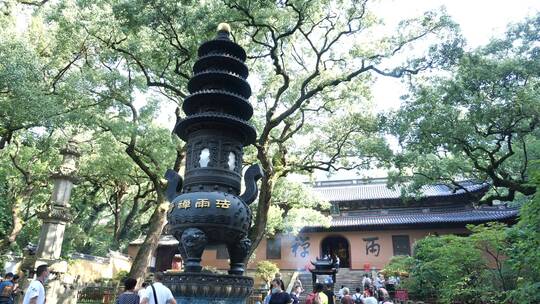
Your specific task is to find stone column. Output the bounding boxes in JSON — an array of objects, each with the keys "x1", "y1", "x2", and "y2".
[
  {"x1": 35, "y1": 140, "x2": 80, "y2": 260},
  {"x1": 33, "y1": 140, "x2": 80, "y2": 304}
]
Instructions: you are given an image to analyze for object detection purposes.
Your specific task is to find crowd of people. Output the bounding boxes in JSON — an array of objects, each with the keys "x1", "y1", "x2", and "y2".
[
  {"x1": 5, "y1": 264, "x2": 399, "y2": 304},
  {"x1": 0, "y1": 272, "x2": 20, "y2": 304},
  {"x1": 262, "y1": 271, "x2": 400, "y2": 304},
  {"x1": 0, "y1": 264, "x2": 48, "y2": 304},
  {"x1": 0, "y1": 265, "x2": 177, "y2": 304},
  {"x1": 302, "y1": 280, "x2": 396, "y2": 304}
]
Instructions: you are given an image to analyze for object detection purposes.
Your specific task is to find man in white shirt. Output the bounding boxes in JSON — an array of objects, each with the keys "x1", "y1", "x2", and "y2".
[
  {"x1": 141, "y1": 272, "x2": 176, "y2": 304},
  {"x1": 138, "y1": 282, "x2": 149, "y2": 300},
  {"x1": 337, "y1": 285, "x2": 345, "y2": 300},
  {"x1": 361, "y1": 274, "x2": 371, "y2": 290},
  {"x1": 374, "y1": 274, "x2": 384, "y2": 289},
  {"x1": 22, "y1": 264, "x2": 48, "y2": 304}
]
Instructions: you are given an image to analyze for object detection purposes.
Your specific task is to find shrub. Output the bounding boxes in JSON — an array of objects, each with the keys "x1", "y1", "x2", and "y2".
[
  {"x1": 112, "y1": 270, "x2": 129, "y2": 283},
  {"x1": 382, "y1": 255, "x2": 414, "y2": 278},
  {"x1": 255, "y1": 261, "x2": 279, "y2": 287},
  {"x1": 408, "y1": 235, "x2": 488, "y2": 303}
]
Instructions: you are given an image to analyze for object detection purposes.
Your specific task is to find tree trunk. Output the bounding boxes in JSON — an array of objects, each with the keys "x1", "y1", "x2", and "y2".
[
  {"x1": 246, "y1": 146, "x2": 276, "y2": 262},
  {"x1": 113, "y1": 197, "x2": 141, "y2": 249},
  {"x1": 82, "y1": 203, "x2": 108, "y2": 233},
  {"x1": 0, "y1": 197, "x2": 24, "y2": 252},
  {"x1": 246, "y1": 176, "x2": 274, "y2": 261},
  {"x1": 113, "y1": 186, "x2": 127, "y2": 240},
  {"x1": 128, "y1": 195, "x2": 169, "y2": 284}
]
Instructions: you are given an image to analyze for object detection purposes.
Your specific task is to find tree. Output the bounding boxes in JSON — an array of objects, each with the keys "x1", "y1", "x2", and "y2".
[
  {"x1": 82, "y1": 80, "x2": 179, "y2": 278},
  {"x1": 255, "y1": 261, "x2": 279, "y2": 288},
  {"x1": 469, "y1": 223, "x2": 517, "y2": 296},
  {"x1": 381, "y1": 255, "x2": 414, "y2": 278},
  {"x1": 264, "y1": 179, "x2": 331, "y2": 236},
  {"x1": 505, "y1": 162, "x2": 540, "y2": 303},
  {"x1": 383, "y1": 14, "x2": 540, "y2": 204},
  {"x1": 63, "y1": 133, "x2": 158, "y2": 254},
  {"x1": 0, "y1": 132, "x2": 61, "y2": 252},
  {"x1": 408, "y1": 235, "x2": 488, "y2": 303},
  {"x1": 227, "y1": 1, "x2": 460, "y2": 260},
  {"x1": 40, "y1": 0, "x2": 461, "y2": 281},
  {"x1": 0, "y1": 3, "x2": 106, "y2": 150}
]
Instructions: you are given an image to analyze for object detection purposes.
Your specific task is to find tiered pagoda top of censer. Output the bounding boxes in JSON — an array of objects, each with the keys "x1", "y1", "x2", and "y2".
[
  {"x1": 181, "y1": 24, "x2": 255, "y2": 126},
  {"x1": 174, "y1": 23, "x2": 257, "y2": 196}
]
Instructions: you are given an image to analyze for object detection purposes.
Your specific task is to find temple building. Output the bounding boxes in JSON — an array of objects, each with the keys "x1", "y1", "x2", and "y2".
[{"x1": 128, "y1": 178, "x2": 519, "y2": 271}]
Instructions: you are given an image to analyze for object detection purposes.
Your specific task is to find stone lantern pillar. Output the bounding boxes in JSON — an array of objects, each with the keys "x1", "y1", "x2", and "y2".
[
  {"x1": 163, "y1": 23, "x2": 263, "y2": 304},
  {"x1": 33, "y1": 139, "x2": 80, "y2": 304},
  {"x1": 36, "y1": 139, "x2": 79, "y2": 261}
]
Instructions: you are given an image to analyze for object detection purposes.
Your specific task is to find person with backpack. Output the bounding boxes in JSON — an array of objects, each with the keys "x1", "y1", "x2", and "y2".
[
  {"x1": 323, "y1": 283, "x2": 336, "y2": 304},
  {"x1": 0, "y1": 273, "x2": 19, "y2": 304},
  {"x1": 337, "y1": 285, "x2": 345, "y2": 300},
  {"x1": 306, "y1": 283, "x2": 328, "y2": 304},
  {"x1": 290, "y1": 285, "x2": 302, "y2": 304},
  {"x1": 351, "y1": 288, "x2": 363, "y2": 304}
]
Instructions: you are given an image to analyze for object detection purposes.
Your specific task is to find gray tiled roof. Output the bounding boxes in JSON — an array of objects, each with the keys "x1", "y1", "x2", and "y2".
[
  {"x1": 304, "y1": 205, "x2": 519, "y2": 231},
  {"x1": 309, "y1": 179, "x2": 489, "y2": 202}
]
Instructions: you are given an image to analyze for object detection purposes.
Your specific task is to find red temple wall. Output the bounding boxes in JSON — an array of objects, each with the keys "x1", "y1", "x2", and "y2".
[
  {"x1": 127, "y1": 227, "x2": 470, "y2": 271},
  {"x1": 199, "y1": 227, "x2": 469, "y2": 270}
]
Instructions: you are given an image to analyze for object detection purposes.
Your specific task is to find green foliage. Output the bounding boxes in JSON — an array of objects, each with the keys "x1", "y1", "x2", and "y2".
[
  {"x1": 37, "y1": 0, "x2": 462, "y2": 266},
  {"x1": 405, "y1": 209, "x2": 540, "y2": 304},
  {"x1": 9, "y1": 218, "x2": 42, "y2": 254},
  {"x1": 264, "y1": 179, "x2": 331, "y2": 236},
  {"x1": 383, "y1": 13, "x2": 540, "y2": 204},
  {"x1": 0, "y1": 1, "x2": 501, "y2": 279},
  {"x1": 0, "y1": 133, "x2": 61, "y2": 252},
  {"x1": 504, "y1": 163, "x2": 540, "y2": 303},
  {"x1": 0, "y1": 255, "x2": 6, "y2": 273},
  {"x1": 408, "y1": 235, "x2": 487, "y2": 303},
  {"x1": 381, "y1": 255, "x2": 414, "y2": 278},
  {"x1": 0, "y1": 179, "x2": 11, "y2": 240},
  {"x1": 113, "y1": 270, "x2": 129, "y2": 283},
  {"x1": 255, "y1": 261, "x2": 280, "y2": 286}
]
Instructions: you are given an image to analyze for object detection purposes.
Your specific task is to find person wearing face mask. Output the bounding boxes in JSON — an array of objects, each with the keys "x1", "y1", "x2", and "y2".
[
  {"x1": 263, "y1": 279, "x2": 292, "y2": 304},
  {"x1": 22, "y1": 265, "x2": 49, "y2": 304}
]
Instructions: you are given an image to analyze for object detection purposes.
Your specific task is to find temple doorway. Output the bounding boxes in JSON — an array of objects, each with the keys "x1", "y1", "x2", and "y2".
[{"x1": 321, "y1": 235, "x2": 351, "y2": 268}]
